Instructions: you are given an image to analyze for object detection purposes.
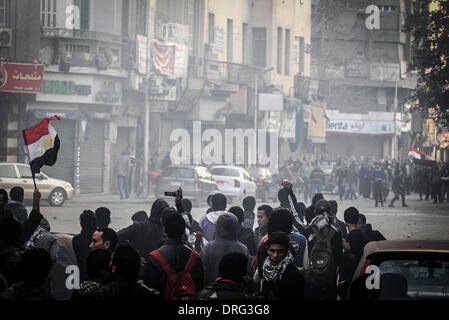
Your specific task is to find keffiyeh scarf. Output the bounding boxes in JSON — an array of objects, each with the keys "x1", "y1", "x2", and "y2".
[{"x1": 262, "y1": 251, "x2": 294, "y2": 283}]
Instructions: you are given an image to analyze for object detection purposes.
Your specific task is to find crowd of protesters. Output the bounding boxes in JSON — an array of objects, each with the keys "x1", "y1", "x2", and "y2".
[
  {"x1": 0, "y1": 171, "x2": 395, "y2": 301},
  {"x1": 276, "y1": 155, "x2": 449, "y2": 207}
]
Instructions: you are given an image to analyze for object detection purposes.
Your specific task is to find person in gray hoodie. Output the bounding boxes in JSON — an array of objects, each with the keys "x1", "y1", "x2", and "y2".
[
  {"x1": 200, "y1": 213, "x2": 254, "y2": 286},
  {"x1": 199, "y1": 193, "x2": 229, "y2": 241}
]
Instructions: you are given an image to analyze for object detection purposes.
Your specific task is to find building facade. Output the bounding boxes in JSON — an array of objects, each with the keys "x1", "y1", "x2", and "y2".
[{"x1": 310, "y1": 0, "x2": 416, "y2": 160}]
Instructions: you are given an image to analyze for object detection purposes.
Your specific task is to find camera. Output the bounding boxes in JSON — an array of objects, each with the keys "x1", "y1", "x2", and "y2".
[{"x1": 164, "y1": 191, "x2": 177, "y2": 197}]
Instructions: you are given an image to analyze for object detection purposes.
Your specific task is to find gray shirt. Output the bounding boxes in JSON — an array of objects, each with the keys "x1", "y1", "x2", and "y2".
[{"x1": 115, "y1": 155, "x2": 130, "y2": 177}]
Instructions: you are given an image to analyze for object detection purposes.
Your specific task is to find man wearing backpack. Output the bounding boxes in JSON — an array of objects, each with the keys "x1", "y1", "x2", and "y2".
[
  {"x1": 144, "y1": 213, "x2": 204, "y2": 300},
  {"x1": 303, "y1": 199, "x2": 342, "y2": 300}
]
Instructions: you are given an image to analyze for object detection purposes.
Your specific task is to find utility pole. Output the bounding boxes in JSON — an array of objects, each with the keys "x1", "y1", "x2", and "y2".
[{"x1": 143, "y1": 4, "x2": 151, "y2": 198}]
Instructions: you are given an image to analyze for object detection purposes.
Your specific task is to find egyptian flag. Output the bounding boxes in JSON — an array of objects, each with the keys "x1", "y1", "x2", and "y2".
[
  {"x1": 410, "y1": 147, "x2": 434, "y2": 161},
  {"x1": 22, "y1": 116, "x2": 61, "y2": 174}
]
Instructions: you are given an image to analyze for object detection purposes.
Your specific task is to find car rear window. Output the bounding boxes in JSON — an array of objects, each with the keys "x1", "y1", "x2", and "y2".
[
  {"x1": 196, "y1": 167, "x2": 212, "y2": 179},
  {"x1": 210, "y1": 167, "x2": 240, "y2": 177},
  {"x1": 163, "y1": 167, "x2": 194, "y2": 178},
  {"x1": 379, "y1": 259, "x2": 449, "y2": 298},
  {"x1": 0, "y1": 165, "x2": 17, "y2": 178}
]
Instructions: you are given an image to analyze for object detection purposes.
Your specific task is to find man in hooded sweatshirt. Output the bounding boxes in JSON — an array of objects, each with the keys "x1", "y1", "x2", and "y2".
[
  {"x1": 117, "y1": 198, "x2": 169, "y2": 257},
  {"x1": 200, "y1": 213, "x2": 254, "y2": 286},
  {"x1": 199, "y1": 193, "x2": 229, "y2": 241}
]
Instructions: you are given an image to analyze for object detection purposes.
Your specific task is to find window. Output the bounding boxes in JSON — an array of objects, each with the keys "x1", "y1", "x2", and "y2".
[
  {"x1": 163, "y1": 167, "x2": 194, "y2": 179},
  {"x1": 41, "y1": 0, "x2": 56, "y2": 28},
  {"x1": 0, "y1": 0, "x2": 7, "y2": 27},
  {"x1": 277, "y1": 27, "x2": 283, "y2": 74},
  {"x1": 136, "y1": 0, "x2": 146, "y2": 35},
  {"x1": 196, "y1": 167, "x2": 212, "y2": 179},
  {"x1": 252, "y1": 28, "x2": 266, "y2": 67},
  {"x1": 208, "y1": 13, "x2": 215, "y2": 44},
  {"x1": 299, "y1": 36, "x2": 305, "y2": 75},
  {"x1": 379, "y1": 259, "x2": 449, "y2": 298},
  {"x1": 17, "y1": 165, "x2": 33, "y2": 179},
  {"x1": 75, "y1": 0, "x2": 90, "y2": 31},
  {"x1": 227, "y1": 19, "x2": 233, "y2": 62},
  {"x1": 0, "y1": 165, "x2": 16, "y2": 178},
  {"x1": 242, "y1": 23, "x2": 248, "y2": 64},
  {"x1": 210, "y1": 167, "x2": 240, "y2": 177},
  {"x1": 285, "y1": 29, "x2": 291, "y2": 75}
]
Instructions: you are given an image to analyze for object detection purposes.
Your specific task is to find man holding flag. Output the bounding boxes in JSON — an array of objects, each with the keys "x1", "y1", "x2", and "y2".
[{"x1": 22, "y1": 115, "x2": 61, "y2": 189}]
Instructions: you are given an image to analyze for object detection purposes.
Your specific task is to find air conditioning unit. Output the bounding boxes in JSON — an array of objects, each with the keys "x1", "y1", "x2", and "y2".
[{"x1": 0, "y1": 28, "x2": 12, "y2": 47}]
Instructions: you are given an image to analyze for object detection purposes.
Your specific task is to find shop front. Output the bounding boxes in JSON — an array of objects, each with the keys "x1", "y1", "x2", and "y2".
[
  {"x1": 25, "y1": 71, "x2": 129, "y2": 194},
  {"x1": 325, "y1": 110, "x2": 395, "y2": 159}
]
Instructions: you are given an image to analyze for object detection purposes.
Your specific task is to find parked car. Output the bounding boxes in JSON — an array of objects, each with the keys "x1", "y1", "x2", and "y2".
[
  {"x1": 154, "y1": 165, "x2": 218, "y2": 206},
  {"x1": 209, "y1": 165, "x2": 257, "y2": 203},
  {"x1": 246, "y1": 167, "x2": 278, "y2": 202},
  {"x1": 341, "y1": 240, "x2": 449, "y2": 300},
  {"x1": 0, "y1": 162, "x2": 74, "y2": 206}
]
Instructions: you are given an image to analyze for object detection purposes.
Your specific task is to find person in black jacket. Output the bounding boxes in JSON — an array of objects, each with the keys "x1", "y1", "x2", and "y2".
[
  {"x1": 0, "y1": 216, "x2": 22, "y2": 287},
  {"x1": 196, "y1": 252, "x2": 252, "y2": 300},
  {"x1": 0, "y1": 189, "x2": 9, "y2": 222},
  {"x1": 117, "y1": 198, "x2": 169, "y2": 257},
  {"x1": 340, "y1": 207, "x2": 367, "y2": 283},
  {"x1": 71, "y1": 249, "x2": 112, "y2": 301},
  {"x1": 305, "y1": 193, "x2": 324, "y2": 225},
  {"x1": 144, "y1": 212, "x2": 204, "y2": 299},
  {"x1": 228, "y1": 206, "x2": 257, "y2": 256},
  {"x1": 242, "y1": 196, "x2": 256, "y2": 230},
  {"x1": 0, "y1": 247, "x2": 53, "y2": 301},
  {"x1": 5, "y1": 187, "x2": 28, "y2": 225},
  {"x1": 260, "y1": 232, "x2": 305, "y2": 300},
  {"x1": 93, "y1": 243, "x2": 160, "y2": 300},
  {"x1": 357, "y1": 214, "x2": 386, "y2": 242},
  {"x1": 72, "y1": 210, "x2": 97, "y2": 282}
]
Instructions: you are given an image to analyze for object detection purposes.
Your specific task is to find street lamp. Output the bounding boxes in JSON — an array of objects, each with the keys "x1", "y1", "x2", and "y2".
[{"x1": 254, "y1": 67, "x2": 275, "y2": 135}]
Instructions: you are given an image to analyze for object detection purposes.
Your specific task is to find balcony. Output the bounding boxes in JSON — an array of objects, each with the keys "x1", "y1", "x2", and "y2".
[
  {"x1": 41, "y1": 28, "x2": 123, "y2": 45},
  {"x1": 40, "y1": 28, "x2": 123, "y2": 71}
]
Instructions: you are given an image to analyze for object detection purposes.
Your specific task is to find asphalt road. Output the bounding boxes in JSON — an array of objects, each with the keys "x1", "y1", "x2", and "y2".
[{"x1": 28, "y1": 192, "x2": 449, "y2": 241}]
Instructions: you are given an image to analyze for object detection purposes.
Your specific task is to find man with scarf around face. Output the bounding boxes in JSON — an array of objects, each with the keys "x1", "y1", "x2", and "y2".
[{"x1": 260, "y1": 231, "x2": 305, "y2": 300}]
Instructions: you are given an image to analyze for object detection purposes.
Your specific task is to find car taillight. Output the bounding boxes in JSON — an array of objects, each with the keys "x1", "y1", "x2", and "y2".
[
  {"x1": 234, "y1": 179, "x2": 240, "y2": 188},
  {"x1": 257, "y1": 178, "x2": 264, "y2": 186}
]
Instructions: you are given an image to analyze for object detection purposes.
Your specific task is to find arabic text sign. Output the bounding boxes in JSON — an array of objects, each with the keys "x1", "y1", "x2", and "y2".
[
  {"x1": 326, "y1": 119, "x2": 395, "y2": 135},
  {"x1": 0, "y1": 63, "x2": 44, "y2": 94}
]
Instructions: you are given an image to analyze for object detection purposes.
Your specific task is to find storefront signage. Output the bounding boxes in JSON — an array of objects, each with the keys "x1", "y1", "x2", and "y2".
[
  {"x1": 326, "y1": 119, "x2": 394, "y2": 135},
  {"x1": 43, "y1": 80, "x2": 92, "y2": 96},
  {"x1": 0, "y1": 63, "x2": 44, "y2": 93}
]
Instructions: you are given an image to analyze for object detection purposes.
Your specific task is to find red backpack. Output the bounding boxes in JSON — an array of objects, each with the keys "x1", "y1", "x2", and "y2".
[{"x1": 149, "y1": 249, "x2": 198, "y2": 300}]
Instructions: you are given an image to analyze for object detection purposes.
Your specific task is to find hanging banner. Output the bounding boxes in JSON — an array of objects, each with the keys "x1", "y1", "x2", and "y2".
[
  {"x1": 150, "y1": 40, "x2": 176, "y2": 77},
  {"x1": 136, "y1": 34, "x2": 148, "y2": 75}
]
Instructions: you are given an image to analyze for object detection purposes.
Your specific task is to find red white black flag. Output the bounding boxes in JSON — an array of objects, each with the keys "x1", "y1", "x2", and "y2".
[
  {"x1": 410, "y1": 147, "x2": 435, "y2": 161},
  {"x1": 22, "y1": 116, "x2": 61, "y2": 174}
]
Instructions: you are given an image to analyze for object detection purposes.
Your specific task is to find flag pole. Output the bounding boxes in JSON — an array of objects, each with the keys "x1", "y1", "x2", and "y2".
[{"x1": 31, "y1": 170, "x2": 37, "y2": 190}]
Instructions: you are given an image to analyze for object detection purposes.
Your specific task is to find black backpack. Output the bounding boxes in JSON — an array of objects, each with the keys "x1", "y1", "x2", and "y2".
[{"x1": 304, "y1": 225, "x2": 337, "y2": 287}]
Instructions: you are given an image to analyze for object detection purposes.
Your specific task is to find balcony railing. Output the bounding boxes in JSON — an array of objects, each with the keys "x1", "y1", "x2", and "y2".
[{"x1": 41, "y1": 28, "x2": 123, "y2": 45}]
